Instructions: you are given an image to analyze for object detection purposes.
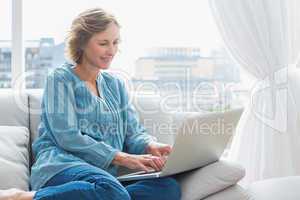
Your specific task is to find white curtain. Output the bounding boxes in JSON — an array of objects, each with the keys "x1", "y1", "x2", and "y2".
[{"x1": 210, "y1": 0, "x2": 300, "y2": 186}]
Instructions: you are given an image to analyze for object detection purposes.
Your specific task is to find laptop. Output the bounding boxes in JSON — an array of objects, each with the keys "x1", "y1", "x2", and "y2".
[{"x1": 117, "y1": 108, "x2": 242, "y2": 182}]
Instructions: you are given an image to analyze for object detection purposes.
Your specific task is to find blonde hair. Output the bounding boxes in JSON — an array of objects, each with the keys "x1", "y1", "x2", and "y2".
[{"x1": 65, "y1": 8, "x2": 120, "y2": 64}]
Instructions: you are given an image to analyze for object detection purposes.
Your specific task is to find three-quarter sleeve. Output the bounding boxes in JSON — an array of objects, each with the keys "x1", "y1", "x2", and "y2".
[
  {"x1": 119, "y1": 79, "x2": 157, "y2": 155},
  {"x1": 42, "y1": 71, "x2": 119, "y2": 169}
]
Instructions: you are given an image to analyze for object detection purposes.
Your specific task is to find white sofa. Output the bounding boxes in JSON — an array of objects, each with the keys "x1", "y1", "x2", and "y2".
[
  {"x1": 0, "y1": 89, "x2": 251, "y2": 200},
  {"x1": 248, "y1": 177, "x2": 300, "y2": 200}
]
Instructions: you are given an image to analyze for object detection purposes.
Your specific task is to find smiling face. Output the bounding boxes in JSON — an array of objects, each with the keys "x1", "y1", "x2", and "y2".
[{"x1": 81, "y1": 22, "x2": 120, "y2": 70}]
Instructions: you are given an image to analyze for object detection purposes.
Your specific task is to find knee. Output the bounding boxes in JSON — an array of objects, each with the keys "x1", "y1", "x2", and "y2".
[
  {"x1": 95, "y1": 178, "x2": 131, "y2": 200},
  {"x1": 157, "y1": 177, "x2": 182, "y2": 200},
  {"x1": 111, "y1": 186, "x2": 131, "y2": 200}
]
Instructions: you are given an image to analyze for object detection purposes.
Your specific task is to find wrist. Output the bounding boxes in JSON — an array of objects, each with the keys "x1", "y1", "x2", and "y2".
[
  {"x1": 112, "y1": 151, "x2": 128, "y2": 166},
  {"x1": 145, "y1": 142, "x2": 156, "y2": 153}
]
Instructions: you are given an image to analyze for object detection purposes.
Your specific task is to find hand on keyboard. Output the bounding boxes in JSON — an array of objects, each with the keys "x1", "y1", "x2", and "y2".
[
  {"x1": 146, "y1": 142, "x2": 172, "y2": 157},
  {"x1": 112, "y1": 152, "x2": 167, "y2": 172}
]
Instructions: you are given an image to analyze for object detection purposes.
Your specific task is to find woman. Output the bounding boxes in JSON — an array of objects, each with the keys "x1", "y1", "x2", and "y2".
[{"x1": 0, "y1": 8, "x2": 181, "y2": 200}]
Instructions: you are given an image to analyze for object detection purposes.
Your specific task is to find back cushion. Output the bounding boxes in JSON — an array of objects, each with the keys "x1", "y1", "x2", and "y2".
[
  {"x1": 27, "y1": 90, "x2": 43, "y2": 143},
  {"x1": 0, "y1": 126, "x2": 30, "y2": 190},
  {"x1": 0, "y1": 90, "x2": 29, "y2": 127},
  {"x1": 131, "y1": 94, "x2": 176, "y2": 145}
]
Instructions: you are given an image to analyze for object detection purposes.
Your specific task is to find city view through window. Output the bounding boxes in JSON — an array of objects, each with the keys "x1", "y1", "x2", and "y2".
[
  {"x1": 0, "y1": 0, "x2": 11, "y2": 88},
  {"x1": 0, "y1": 0, "x2": 254, "y2": 112}
]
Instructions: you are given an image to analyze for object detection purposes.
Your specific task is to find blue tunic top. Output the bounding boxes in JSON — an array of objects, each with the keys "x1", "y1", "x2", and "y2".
[{"x1": 30, "y1": 63, "x2": 156, "y2": 190}]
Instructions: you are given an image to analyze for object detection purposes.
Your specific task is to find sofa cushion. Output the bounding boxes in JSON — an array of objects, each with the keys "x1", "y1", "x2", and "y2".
[
  {"x1": 27, "y1": 90, "x2": 43, "y2": 143},
  {"x1": 0, "y1": 90, "x2": 29, "y2": 127},
  {"x1": 175, "y1": 160, "x2": 245, "y2": 200},
  {"x1": 132, "y1": 94, "x2": 175, "y2": 145},
  {"x1": 248, "y1": 176, "x2": 300, "y2": 200},
  {"x1": 203, "y1": 185, "x2": 251, "y2": 200},
  {"x1": 0, "y1": 126, "x2": 30, "y2": 190}
]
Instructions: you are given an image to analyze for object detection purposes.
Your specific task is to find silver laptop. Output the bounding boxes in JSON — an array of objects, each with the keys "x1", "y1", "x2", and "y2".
[{"x1": 117, "y1": 109, "x2": 242, "y2": 182}]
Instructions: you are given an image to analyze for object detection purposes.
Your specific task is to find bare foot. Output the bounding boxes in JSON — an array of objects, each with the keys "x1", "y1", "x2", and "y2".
[
  {"x1": 0, "y1": 189, "x2": 34, "y2": 200},
  {"x1": 0, "y1": 189, "x2": 22, "y2": 200}
]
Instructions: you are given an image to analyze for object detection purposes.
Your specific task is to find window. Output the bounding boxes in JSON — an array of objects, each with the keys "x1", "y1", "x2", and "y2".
[
  {"x1": 20, "y1": 0, "x2": 254, "y2": 111},
  {"x1": 24, "y1": 0, "x2": 70, "y2": 88},
  {"x1": 0, "y1": 0, "x2": 11, "y2": 88}
]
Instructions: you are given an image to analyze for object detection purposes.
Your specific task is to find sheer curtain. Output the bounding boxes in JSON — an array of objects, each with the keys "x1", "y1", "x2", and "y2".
[{"x1": 210, "y1": 0, "x2": 300, "y2": 185}]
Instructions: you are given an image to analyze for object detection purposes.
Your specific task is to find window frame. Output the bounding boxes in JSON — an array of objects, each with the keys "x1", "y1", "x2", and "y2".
[{"x1": 9, "y1": 0, "x2": 25, "y2": 90}]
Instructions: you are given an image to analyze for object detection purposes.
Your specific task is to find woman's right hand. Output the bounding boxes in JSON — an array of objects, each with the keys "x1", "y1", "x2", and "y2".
[{"x1": 112, "y1": 152, "x2": 166, "y2": 172}]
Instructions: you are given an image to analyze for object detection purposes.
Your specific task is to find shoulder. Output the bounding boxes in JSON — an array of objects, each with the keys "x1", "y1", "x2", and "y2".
[
  {"x1": 101, "y1": 71, "x2": 126, "y2": 90},
  {"x1": 101, "y1": 71, "x2": 129, "y2": 102},
  {"x1": 101, "y1": 71, "x2": 124, "y2": 85},
  {"x1": 47, "y1": 63, "x2": 74, "y2": 83}
]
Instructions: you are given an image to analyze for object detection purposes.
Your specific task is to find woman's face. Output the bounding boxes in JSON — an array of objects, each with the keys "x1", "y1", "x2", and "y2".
[{"x1": 82, "y1": 22, "x2": 120, "y2": 70}]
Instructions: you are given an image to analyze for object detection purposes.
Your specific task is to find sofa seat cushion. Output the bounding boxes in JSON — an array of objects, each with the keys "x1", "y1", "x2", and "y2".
[
  {"x1": 176, "y1": 160, "x2": 245, "y2": 200},
  {"x1": 0, "y1": 126, "x2": 30, "y2": 190},
  {"x1": 248, "y1": 176, "x2": 300, "y2": 200},
  {"x1": 203, "y1": 185, "x2": 250, "y2": 200}
]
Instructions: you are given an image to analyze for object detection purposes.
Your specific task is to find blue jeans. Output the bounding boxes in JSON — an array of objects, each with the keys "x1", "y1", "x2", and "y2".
[{"x1": 33, "y1": 165, "x2": 181, "y2": 200}]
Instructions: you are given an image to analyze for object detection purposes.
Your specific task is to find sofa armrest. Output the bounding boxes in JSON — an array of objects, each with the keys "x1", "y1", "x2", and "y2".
[{"x1": 175, "y1": 160, "x2": 245, "y2": 200}]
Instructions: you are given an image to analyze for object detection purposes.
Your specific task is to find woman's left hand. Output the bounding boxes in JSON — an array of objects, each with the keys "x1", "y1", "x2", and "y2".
[
  {"x1": 145, "y1": 142, "x2": 172, "y2": 170},
  {"x1": 146, "y1": 142, "x2": 172, "y2": 157}
]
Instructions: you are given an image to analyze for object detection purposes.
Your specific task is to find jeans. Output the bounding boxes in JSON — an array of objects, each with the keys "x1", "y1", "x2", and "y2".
[{"x1": 33, "y1": 164, "x2": 181, "y2": 200}]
